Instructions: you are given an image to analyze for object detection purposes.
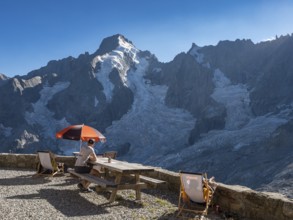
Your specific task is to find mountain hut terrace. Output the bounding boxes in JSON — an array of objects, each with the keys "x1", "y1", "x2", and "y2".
[{"x1": 0, "y1": 153, "x2": 292, "y2": 220}]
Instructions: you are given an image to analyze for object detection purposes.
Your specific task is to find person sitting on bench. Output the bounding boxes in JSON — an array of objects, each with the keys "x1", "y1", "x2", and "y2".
[{"x1": 74, "y1": 139, "x2": 101, "y2": 192}]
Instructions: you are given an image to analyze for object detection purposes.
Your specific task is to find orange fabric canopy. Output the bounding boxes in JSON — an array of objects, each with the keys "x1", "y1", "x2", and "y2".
[{"x1": 56, "y1": 124, "x2": 106, "y2": 142}]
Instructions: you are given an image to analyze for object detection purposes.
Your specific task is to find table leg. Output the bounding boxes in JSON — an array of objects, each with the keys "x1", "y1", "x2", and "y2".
[
  {"x1": 135, "y1": 174, "x2": 141, "y2": 200},
  {"x1": 109, "y1": 173, "x2": 122, "y2": 202}
]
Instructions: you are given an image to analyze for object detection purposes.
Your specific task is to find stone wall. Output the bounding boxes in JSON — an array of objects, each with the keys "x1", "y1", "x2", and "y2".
[
  {"x1": 0, "y1": 153, "x2": 76, "y2": 169},
  {"x1": 0, "y1": 153, "x2": 292, "y2": 220},
  {"x1": 0, "y1": 153, "x2": 37, "y2": 169},
  {"x1": 213, "y1": 183, "x2": 293, "y2": 220}
]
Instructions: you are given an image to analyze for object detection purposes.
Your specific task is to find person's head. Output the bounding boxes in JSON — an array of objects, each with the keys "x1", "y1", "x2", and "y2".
[{"x1": 87, "y1": 139, "x2": 95, "y2": 146}]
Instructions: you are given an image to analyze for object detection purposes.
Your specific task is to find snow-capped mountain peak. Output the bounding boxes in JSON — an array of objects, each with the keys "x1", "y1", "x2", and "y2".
[{"x1": 92, "y1": 35, "x2": 140, "y2": 102}]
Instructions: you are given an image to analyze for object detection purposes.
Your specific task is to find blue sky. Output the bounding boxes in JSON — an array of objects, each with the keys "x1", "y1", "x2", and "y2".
[{"x1": 1, "y1": 0, "x2": 293, "y2": 77}]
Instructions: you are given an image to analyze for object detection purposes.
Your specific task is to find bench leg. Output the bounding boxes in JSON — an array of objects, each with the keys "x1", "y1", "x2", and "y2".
[
  {"x1": 109, "y1": 173, "x2": 122, "y2": 202},
  {"x1": 135, "y1": 174, "x2": 141, "y2": 200}
]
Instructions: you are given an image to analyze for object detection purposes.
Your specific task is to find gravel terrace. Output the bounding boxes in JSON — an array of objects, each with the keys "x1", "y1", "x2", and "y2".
[{"x1": 0, "y1": 168, "x2": 231, "y2": 220}]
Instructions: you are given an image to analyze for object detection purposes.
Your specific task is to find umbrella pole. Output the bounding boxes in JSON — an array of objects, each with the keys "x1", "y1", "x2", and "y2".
[{"x1": 79, "y1": 140, "x2": 82, "y2": 152}]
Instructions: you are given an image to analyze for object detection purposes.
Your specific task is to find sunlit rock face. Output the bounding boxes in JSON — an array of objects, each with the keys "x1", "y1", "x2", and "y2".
[{"x1": 0, "y1": 34, "x2": 293, "y2": 198}]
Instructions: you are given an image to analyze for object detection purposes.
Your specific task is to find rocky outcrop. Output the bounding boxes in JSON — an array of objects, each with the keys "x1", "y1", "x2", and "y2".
[
  {"x1": 0, "y1": 73, "x2": 9, "y2": 82},
  {"x1": 201, "y1": 35, "x2": 293, "y2": 116}
]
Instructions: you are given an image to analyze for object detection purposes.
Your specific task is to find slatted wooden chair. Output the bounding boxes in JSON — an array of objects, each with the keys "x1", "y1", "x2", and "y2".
[
  {"x1": 35, "y1": 151, "x2": 64, "y2": 177},
  {"x1": 177, "y1": 171, "x2": 215, "y2": 218}
]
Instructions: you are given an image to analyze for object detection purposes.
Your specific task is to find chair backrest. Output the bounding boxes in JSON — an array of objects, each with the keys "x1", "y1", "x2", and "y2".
[
  {"x1": 103, "y1": 151, "x2": 117, "y2": 159},
  {"x1": 37, "y1": 151, "x2": 55, "y2": 171},
  {"x1": 180, "y1": 172, "x2": 205, "y2": 203}
]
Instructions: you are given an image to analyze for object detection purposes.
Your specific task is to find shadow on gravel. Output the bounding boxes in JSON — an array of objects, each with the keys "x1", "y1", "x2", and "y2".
[
  {"x1": 50, "y1": 178, "x2": 79, "y2": 187},
  {"x1": 40, "y1": 189, "x2": 111, "y2": 216},
  {"x1": 7, "y1": 188, "x2": 110, "y2": 217},
  {"x1": 0, "y1": 174, "x2": 51, "y2": 185}
]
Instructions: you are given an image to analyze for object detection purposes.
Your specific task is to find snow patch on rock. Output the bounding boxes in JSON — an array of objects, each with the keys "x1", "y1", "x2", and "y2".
[
  {"x1": 25, "y1": 81, "x2": 70, "y2": 138},
  {"x1": 104, "y1": 57, "x2": 195, "y2": 161},
  {"x1": 211, "y1": 69, "x2": 251, "y2": 130},
  {"x1": 16, "y1": 130, "x2": 39, "y2": 149}
]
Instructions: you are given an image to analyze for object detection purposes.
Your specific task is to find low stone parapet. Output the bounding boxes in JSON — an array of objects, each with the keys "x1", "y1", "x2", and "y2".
[
  {"x1": 0, "y1": 153, "x2": 37, "y2": 169},
  {"x1": 213, "y1": 183, "x2": 293, "y2": 220},
  {"x1": 0, "y1": 153, "x2": 76, "y2": 169}
]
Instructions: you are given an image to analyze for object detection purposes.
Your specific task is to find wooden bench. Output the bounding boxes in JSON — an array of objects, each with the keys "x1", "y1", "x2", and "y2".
[
  {"x1": 130, "y1": 174, "x2": 167, "y2": 188},
  {"x1": 68, "y1": 169, "x2": 117, "y2": 189}
]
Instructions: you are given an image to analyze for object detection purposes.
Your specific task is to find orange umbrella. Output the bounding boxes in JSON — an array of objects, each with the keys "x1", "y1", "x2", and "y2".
[{"x1": 56, "y1": 124, "x2": 106, "y2": 142}]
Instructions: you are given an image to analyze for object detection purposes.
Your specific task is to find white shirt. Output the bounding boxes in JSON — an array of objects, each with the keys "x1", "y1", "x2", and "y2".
[{"x1": 74, "y1": 145, "x2": 95, "y2": 167}]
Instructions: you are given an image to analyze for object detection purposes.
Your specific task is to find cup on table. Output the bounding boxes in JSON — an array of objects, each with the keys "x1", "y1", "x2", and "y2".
[{"x1": 108, "y1": 157, "x2": 111, "y2": 163}]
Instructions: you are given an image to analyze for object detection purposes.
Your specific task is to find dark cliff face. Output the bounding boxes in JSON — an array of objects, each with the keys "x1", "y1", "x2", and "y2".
[
  {"x1": 158, "y1": 35, "x2": 293, "y2": 191},
  {"x1": 0, "y1": 34, "x2": 136, "y2": 152},
  {"x1": 201, "y1": 39, "x2": 255, "y2": 84},
  {"x1": 51, "y1": 34, "x2": 135, "y2": 131},
  {"x1": 200, "y1": 35, "x2": 293, "y2": 116},
  {"x1": 249, "y1": 36, "x2": 293, "y2": 115},
  {"x1": 155, "y1": 52, "x2": 226, "y2": 143},
  {"x1": 163, "y1": 53, "x2": 214, "y2": 117},
  {"x1": 91, "y1": 34, "x2": 133, "y2": 57}
]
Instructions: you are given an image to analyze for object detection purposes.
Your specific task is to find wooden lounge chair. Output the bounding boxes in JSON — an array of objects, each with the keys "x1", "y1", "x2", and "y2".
[
  {"x1": 35, "y1": 151, "x2": 64, "y2": 177},
  {"x1": 177, "y1": 171, "x2": 215, "y2": 218}
]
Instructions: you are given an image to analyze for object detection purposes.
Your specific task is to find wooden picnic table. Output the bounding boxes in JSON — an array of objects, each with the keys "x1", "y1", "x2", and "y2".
[{"x1": 89, "y1": 158, "x2": 155, "y2": 202}]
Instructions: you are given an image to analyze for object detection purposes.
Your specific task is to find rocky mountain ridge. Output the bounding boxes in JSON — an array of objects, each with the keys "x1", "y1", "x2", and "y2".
[{"x1": 0, "y1": 34, "x2": 292, "y2": 197}]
